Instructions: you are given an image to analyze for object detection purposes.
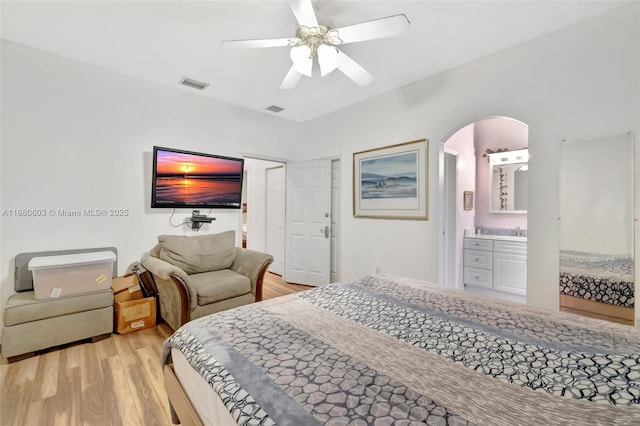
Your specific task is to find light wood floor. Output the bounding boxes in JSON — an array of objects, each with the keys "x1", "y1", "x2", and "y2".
[
  {"x1": 262, "y1": 272, "x2": 314, "y2": 299},
  {"x1": 0, "y1": 273, "x2": 309, "y2": 426}
]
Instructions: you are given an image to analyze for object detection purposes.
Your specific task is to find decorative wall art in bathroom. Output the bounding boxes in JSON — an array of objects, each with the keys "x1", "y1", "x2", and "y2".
[{"x1": 463, "y1": 191, "x2": 474, "y2": 210}]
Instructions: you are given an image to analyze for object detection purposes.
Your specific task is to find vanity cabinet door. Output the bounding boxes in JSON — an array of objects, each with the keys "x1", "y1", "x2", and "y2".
[{"x1": 493, "y1": 252, "x2": 527, "y2": 295}]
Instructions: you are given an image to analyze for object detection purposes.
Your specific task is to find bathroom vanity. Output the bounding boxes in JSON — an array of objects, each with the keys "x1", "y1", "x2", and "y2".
[{"x1": 463, "y1": 235, "x2": 527, "y2": 297}]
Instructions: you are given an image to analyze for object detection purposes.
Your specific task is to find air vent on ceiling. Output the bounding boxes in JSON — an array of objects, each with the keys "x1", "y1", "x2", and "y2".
[
  {"x1": 265, "y1": 105, "x2": 285, "y2": 113},
  {"x1": 178, "y1": 77, "x2": 209, "y2": 91}
]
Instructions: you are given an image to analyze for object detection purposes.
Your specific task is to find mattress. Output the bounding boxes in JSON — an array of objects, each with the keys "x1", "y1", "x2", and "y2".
[
  {"x1": 559, "y1": 250, "x2": 634, "y2": 308},
  {"x1": 163, "y1": 273, "x2": 640, "y2": 425}
]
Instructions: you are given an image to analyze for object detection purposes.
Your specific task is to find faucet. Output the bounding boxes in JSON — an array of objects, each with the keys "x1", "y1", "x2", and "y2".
[{"x1": 515, "y1": 226, "x2": 521, "y2": 236}]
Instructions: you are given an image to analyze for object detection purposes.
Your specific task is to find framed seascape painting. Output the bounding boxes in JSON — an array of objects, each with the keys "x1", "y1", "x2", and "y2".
[{"x1": 353, "y1": 139, "x2": 429, "y2": 219}]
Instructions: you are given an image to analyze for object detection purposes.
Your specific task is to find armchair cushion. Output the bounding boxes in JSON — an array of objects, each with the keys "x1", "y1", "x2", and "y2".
[
  {"x1": 155, "y1": 230, "x2": 236, "y2": 274},
  {"x1": 189, "y1": 269, "x2": 251, "y2": 305}
]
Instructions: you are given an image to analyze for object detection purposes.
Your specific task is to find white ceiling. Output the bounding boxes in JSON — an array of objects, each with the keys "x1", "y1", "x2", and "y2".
[{"x1": 1, "y1": 1, "x2": 630, "y2": 123}]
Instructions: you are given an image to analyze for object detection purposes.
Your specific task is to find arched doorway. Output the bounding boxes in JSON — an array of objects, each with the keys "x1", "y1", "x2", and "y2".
[{"x1": 439, "y1": 116, "x2": 529, "y2": 303}]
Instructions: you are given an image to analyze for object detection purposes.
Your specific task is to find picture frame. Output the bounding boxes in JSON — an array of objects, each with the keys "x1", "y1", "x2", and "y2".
[
  {"x1": 353, "y1": 139, "x2": 429, "y2": 220},
  {"x1": 464, "y1": 190, "x2": 474, "y2": 210}
]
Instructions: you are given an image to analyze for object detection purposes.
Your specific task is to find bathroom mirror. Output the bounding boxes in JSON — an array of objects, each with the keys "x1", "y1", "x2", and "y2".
[{"x1": 489, "y1": 149, "x2": 528, "y2": 213}]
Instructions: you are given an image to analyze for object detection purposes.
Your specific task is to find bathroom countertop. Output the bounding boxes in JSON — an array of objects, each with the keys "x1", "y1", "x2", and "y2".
[{"x1": 465, "y1": 234, "x2": 527, "y2": 243}]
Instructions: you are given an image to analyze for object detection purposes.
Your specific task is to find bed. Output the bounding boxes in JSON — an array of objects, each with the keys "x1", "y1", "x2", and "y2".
[
  {"x1": 162, "y1": 273, "x2": 640, "y2": 425},
  {"x1": 559, "y1": 250, "x2": 635, "y2": 323}
]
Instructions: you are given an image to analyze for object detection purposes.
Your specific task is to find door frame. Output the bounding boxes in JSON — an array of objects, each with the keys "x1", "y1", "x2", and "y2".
[
  {"x1": 443, "y1": 149, "x2": 458, "y2": 289},
  {"x1": 438, "y1": 115, "x2": 529, "y2": 292},
  {"x1": 244, "y1": 154, "x2": 341, "y2": 285},
  {"x1": 242, "y1": 154, "x2": 287, "y2": 260},
  {"x1": 265, "y1": 165, "x2": 285, "y2": 276}
]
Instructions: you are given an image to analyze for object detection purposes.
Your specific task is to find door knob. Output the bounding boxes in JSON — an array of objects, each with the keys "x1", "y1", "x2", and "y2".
[{"x1": 323, "y1": 226, "x2": 329, "y2": 238}]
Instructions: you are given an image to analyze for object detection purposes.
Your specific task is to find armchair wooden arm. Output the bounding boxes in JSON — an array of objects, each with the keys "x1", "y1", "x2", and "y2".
[
  {"x1": 231, "y1": 248, "x2": 274, "y2": 301},
  {"x1": 141, "y1": 253, "x2": 196, "y2": 330}
]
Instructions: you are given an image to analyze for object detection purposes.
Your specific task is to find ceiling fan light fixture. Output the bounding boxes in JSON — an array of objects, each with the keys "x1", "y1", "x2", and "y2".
[
  {"x1": 290, "y1": 45, "x2": 313, "y2": 76},
  {"x1": 222, "y1": 0, "x2": 410, "y2": 89},
  {"x1": 296, "y1": 25, "x2": 342, "y2": 51},
  {"x1": 317, "y1": 44, "x2": 338, "y2": 76},
  {"x1": 324, "y1": 29, "x2": 343, "y2": 46}
]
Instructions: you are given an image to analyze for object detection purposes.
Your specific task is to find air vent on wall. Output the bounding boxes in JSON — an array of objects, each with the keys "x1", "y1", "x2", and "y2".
[
  {"x1": 265, "y1": 105, "x2": 285, "y2": 113},
  {"x1": 178, "y1": 77, "x2": 209, "y2": 91}
]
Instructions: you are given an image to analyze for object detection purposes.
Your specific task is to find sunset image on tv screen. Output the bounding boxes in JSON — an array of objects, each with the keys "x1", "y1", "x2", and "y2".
[{"x1": 154, "y1": 149, "x2": 243, "y2": 206}]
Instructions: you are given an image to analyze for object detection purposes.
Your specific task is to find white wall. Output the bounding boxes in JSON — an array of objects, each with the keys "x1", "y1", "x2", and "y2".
[
  {"x1": 284, "y1": 3, "x2": 639, "y2": 312},
  {"x1": 0, "y1": 40, "x2": 296, "y2": 335},
  {"x1": 1, "y1": 2, "x2": 639, "y2": 340}
]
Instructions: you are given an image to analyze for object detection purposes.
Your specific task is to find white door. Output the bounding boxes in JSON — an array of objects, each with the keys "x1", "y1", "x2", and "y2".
[
  {"x1": 285, "y1": 159, "x2": 332, "y2": 286},
  {"x1": 266, "y1": 166, "x2": 285, "y2": 276}
]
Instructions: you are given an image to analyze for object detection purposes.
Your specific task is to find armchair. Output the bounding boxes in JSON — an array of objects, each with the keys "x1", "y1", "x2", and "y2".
[{"x1": 140, "y1": 230, "x2": 273, "y2": 331}]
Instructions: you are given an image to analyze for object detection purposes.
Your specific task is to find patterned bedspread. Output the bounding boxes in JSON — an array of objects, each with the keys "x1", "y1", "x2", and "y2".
[
  {"x1": 560, "y1": 250, "x2": 634, "y2": 308},
  {"x1": 162, "y1": 274, "x2": 640, "y2": 425}
]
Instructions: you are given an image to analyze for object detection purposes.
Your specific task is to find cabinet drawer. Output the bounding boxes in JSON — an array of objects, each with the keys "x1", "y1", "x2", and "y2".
[
  {"x1": 464, "y1": 238, "x2": 493, "y2": 251},
  {"x1": 464, "y1": 267, "x2": 493, "y2": 288},
  {"x1": 494, "y1": 240, "x2": 527, "y2": 255},
  {"x1": 464, "y1": 249, "x2": 493, "y2": 269}
]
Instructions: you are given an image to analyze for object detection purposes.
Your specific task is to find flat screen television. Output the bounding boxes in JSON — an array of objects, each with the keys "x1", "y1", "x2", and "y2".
[{"x1": 151, "y1": 146, "x2": 244, "y2": 209}]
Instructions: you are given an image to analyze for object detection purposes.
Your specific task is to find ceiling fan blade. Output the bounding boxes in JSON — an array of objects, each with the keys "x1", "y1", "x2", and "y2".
[
  {"x1": 290, "y1": 45, "x2": 313, "y2": 77},
  {"x1": 280, "y1": 65, "x2": 303, "y2": 90},
  {"x1": 317, "y1": 44, "x2": 338, "y2": 76},
  {"x1": 336, "y1": 50, "x2": 373, "y2": 86},
  {"x1": 288, "y1": 0, "x2": 318, "y2": 28},
  {"x1": 332, "y1": 14, "x2": 410, "y2": 45},
  {"x1": 221, "y1": 38, "x2": 300, "y2": 49}
]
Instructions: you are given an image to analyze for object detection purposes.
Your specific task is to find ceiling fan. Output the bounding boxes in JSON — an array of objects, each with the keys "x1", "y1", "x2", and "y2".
[{"x1": 221, "y1": 0, "x2": 410, "y2": 89}]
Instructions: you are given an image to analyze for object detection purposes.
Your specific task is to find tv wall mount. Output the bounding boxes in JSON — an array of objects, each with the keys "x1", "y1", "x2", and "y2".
[{"x1": 190, "y1": 210, "x2": 215, "y2": 231}]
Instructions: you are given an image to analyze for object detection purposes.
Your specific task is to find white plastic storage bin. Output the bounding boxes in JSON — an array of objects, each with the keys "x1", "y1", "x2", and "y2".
[{"x1": 28, "y1": 251, "x2": 116, "y2": 300}]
